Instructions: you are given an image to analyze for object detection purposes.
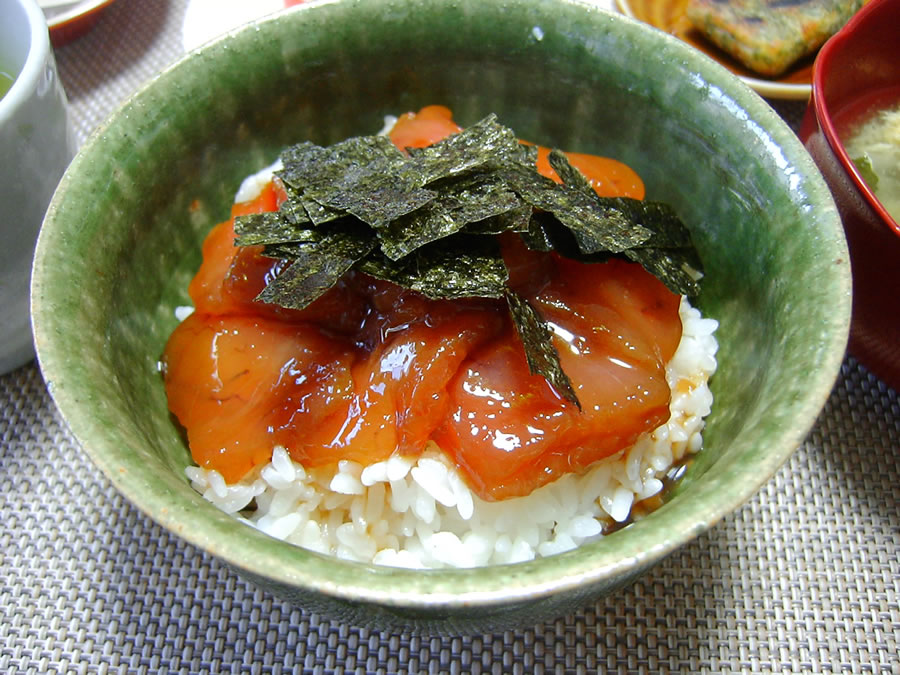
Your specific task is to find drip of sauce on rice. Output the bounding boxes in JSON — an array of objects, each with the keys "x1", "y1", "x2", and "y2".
[{"x1": 843, "y1": 100, "x2": 900, "y2": 223}]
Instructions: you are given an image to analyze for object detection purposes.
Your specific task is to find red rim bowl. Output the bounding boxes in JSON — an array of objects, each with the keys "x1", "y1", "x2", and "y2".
[
  {"x1": 48, "y1": 0, "x2": 118, "y2": 47},
  {"x1": 799, "y1": 0, "x2": 900, "y2": 391}
]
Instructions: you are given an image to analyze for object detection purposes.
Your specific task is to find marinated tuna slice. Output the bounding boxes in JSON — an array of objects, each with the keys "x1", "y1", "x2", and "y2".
[
  {"x1": 389, "y1": 104, "x2": 463, "y2": 150},
  {"x1": 314, "y1": 293, "x2": 503, "y2": 467},
  {"x1": 162, "y1": 312, "x2": 356, "y2": 483},
  {"x1": 685, "y1": 0, "x2": 862, "y2": 77},
  {"x1": 433, "y1": 256, "x2": 682, "y2": 500}
]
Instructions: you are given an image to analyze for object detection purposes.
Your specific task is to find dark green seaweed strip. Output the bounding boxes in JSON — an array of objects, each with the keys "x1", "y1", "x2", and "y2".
[
  {"x1": 250, "y1": 217, "x2": 373, "y2": 257},
  {"x1": 462, "y1": 204, "x2": 533, "y2": 236},
  {"x1": 505, "y1": 289, "x2": 580, "y2": 409},
  {"x1": 278, "y1": 136, "x2": 404, "y2": 191},
  {"x1": 255, "y1": 222, "x2": 377, "y2": 309},
  {"x1": 548, "y1": 148, "x2": 594, "y2": 195},
  {"x1": 378, "y1": 173, "x2": 523, "y2": 260},
  {"x1": 599, "y1": 197, "x2": 702, "y2": 296},
  {"x1": 234, "y1": 211, "x2": 314, "y2": 247},
  {"x1": 623, "y1": 248, "x2": 701, "y2": 297},
  {"x1": 376, "y1": 201, "x2": 459, "y2": 262},
  {"x1": 501, "y1": 162, "x2": 653, "y2": 254},
  {"x1": 311, "y1": 116, "x2": 522, "y2": 231},
  {"x1": 602, "y1": 198, "x2": 694, "y2": 250},
  {"x1": 517, "y1": 213, "x2": 557, "y2": 252},
  {"x1": 279, "y1": 136, "x2": 433, "y2": 228},
  {"x1": 537, "y1": 151, "x2": 702, "y2": 292},
  {"x1": 358, "y1": 235, "x2": 508, "y2": 300},
  {"x1": 278, "y1": 184, "x2": 314, "y2": 225},
  {"x1": 256, "y1": 251, "x2": 355, "y2": 310},
  {"x1": 326, "y1": 182, "x2": 437, "y2": 229},
  {"x1": 404, "y1": 114, "x2": 526, "y2": 182},
  {"x1": 435, "y1": 173, "x2": 523, "y2": 224}
]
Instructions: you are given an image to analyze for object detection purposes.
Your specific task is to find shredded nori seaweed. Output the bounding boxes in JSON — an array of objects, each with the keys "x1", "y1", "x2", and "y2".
[
  {"x1": 358, "y1": 234, "x2": 509, "y2": 300},
  {"x1": 505, "y1": 289, "x2": 580, "y2": 410},
  {"x1": 231, "y1": 114, "x2": 704, "y2": 407}
]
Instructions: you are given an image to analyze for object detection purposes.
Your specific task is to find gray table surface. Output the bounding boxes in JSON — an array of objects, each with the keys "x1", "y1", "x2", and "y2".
[{"x1": 2, "y1": 0, "x2": 898, "y2": 672}]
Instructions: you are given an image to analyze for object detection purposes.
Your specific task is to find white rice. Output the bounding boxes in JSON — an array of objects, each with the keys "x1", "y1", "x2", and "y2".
[
  {"x1": 185, "y1": 127, "x2": 719, "y2": 568},
  {"x1": 185, "y1": 297, "x2": 718, "y2": 568}
]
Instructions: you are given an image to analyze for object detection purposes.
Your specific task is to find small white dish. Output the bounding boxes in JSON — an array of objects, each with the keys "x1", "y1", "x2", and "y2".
[{"x1": 182, "y1": 0, "x2": 301, "y2": 52}]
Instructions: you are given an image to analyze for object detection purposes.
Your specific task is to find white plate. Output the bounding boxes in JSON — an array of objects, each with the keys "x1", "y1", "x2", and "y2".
[{"x1": 182, "y1": 0, "x2": 305, "y2": 52}]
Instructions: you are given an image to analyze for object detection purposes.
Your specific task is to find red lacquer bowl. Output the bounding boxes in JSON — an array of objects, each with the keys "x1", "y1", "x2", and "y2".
[{"x1": 800, "y1": 0, "x2": 900, "y2": 391}]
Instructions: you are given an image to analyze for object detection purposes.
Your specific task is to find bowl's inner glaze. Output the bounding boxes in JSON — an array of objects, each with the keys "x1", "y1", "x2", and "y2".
[{"x1": 33, "y1": 0, "x2": 849, "y2": 626}]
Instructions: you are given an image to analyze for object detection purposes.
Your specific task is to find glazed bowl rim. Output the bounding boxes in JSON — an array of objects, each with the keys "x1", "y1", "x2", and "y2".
[{"x1": 32, "y1": 0, "x2": 850, "y2": 611}]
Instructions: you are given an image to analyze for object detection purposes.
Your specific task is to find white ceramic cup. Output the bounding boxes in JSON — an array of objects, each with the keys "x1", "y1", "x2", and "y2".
[{"x1": 0, "y1": 0, "x2": 75, "y2": 374}]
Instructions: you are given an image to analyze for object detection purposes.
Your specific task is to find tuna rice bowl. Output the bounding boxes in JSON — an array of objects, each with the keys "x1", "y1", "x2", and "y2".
[{"x1": 161, "y1": 107, "x2": 719, "y2": 569}]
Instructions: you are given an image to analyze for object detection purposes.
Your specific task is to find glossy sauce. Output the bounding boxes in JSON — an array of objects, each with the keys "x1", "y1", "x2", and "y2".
[{"x1": 162, "y1": 107, "x2": 681, "y2": 500}]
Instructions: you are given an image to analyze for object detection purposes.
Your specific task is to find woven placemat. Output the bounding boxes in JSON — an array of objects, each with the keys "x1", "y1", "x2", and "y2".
[{"x1": 2, "y1": 1, "x2": 897, "y2": 672}]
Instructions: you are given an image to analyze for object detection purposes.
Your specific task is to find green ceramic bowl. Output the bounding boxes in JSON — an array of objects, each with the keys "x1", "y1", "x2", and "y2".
[{"x1": 32, "y1": 0, "x2": 850, "y2": 632}]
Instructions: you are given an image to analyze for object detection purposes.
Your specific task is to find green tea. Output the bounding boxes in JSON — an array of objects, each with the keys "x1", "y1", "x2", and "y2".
[{"x1": 0, "y1": 70, "x2": 15, "y2": 101}]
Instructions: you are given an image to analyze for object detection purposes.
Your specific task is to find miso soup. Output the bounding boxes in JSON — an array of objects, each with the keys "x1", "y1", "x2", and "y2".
[{"x1": 844, "y1": 97, "x2": 900, "y2": 223}]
